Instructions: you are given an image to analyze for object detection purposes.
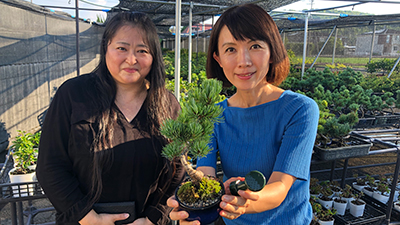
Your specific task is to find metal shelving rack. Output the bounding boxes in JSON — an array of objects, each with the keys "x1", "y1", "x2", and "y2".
[{"x1": 0, "y1": 181, "x2": 55, "y2": 225}]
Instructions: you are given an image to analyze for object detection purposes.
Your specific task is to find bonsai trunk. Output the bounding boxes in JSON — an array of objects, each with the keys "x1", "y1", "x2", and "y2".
[{"x1": 179, "y1": 153, "x2": 204, "y2": 183}]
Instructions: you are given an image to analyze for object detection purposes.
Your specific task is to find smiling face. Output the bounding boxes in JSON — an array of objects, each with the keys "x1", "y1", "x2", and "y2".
[
  {"x1": 213, "y1": 26, "x2": 272, "y2": 92},
  {"x1": 106, "y1": 25, "x2": 153, "y2": 88}
]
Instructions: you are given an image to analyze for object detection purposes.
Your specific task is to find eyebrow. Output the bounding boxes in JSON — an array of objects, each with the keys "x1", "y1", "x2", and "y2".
[
  {"x1": 221, "y1": 39, "x2": 258, "y2": 48},
  {"x1": 116, "y1": 41, "x2": 149, "y2": 48}
]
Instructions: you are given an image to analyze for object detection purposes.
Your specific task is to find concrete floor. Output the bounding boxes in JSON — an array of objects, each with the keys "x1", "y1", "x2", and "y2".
[{"x1": 0, "y1": 198, "x2": 56, "y2": 225}]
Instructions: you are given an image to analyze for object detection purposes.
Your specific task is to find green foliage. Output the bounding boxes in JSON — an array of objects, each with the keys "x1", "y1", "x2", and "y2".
[
  {"x1": 376, "y1": 182, "x2": 390, "y2": 195},
  {"x1": 163, "y1": 49, "x2": 207, "y2": 81},
  {"x1": 11, "y1": 130, "x2": 40, "y2": 174},
  {"x1": 96, "y1": 14, "x2": 106, "y2": 23},
  {"x1": 354, "y1": 173, "x2": 367, "y2": 186},
  {"x1": 161, "y1": 79, "x2": 224, "y2": 161},
  {"x1": 177, "y1": 177, "x2": 222, "y2": 203},
  {"x1": 281, "y1": 65, "x2": 400, "y2": 144},
  {"x1": 366, "y1": 58, "x2": 400, "y2": 75},
  {"x1": 311, "y1": 201, "x2": 336, "y2": 222},
  {"x1": 340, "y1": 184, "x2": 354, "y2": 198}
]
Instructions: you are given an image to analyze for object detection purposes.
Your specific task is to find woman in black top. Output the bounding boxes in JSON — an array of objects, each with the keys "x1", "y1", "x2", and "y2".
[{"x1": 36, "y1": 12, "x2": 184, "y2": 225}]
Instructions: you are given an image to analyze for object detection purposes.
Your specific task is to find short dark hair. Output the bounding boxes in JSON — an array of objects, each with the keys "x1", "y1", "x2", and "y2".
[{"x1": 207, "y1": 4, "x2": 289, "y2": 87}]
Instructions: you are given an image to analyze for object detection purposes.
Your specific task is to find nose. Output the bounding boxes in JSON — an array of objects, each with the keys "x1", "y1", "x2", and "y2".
[
  {"x1": 125, "y1": 52, "x2": 137, "y2": 65},
  {"x1": 238, "y1": 49, "x2": 252, "y2": 68}
]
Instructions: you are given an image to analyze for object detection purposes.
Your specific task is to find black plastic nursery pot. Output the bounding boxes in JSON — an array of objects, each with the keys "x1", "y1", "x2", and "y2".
[{"x1": 175, "y1": 178, "x2": 225, "y2": 225}]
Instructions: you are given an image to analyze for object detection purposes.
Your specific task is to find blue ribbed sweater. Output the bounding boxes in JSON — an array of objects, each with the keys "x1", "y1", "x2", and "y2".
[{"x1": 197, "y1": 90, "x2": 319, "y2": 225}]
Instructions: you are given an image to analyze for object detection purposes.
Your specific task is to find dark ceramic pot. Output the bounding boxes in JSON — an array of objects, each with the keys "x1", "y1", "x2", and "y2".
[{"x1": 175, "y1": 179, "x2": 224, "y2": 225}]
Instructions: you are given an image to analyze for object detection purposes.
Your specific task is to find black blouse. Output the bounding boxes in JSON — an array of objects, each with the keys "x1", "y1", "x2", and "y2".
[{"x1": 36, "y1": 73, "x2": 184, "y2": 225}]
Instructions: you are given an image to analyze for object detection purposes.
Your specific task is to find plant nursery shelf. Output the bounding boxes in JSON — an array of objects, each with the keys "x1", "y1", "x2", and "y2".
[
  {"x1": 334, "y1": 204, "x2": 385, "y2": 225},
  {"x1": 313, "y1": 136, "x2": 373, "y2": 161}
]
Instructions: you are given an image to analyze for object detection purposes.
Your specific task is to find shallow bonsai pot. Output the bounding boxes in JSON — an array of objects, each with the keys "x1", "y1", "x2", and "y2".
[{"x1": 175, "y1": 179, "x2": 225, "y2": 224}]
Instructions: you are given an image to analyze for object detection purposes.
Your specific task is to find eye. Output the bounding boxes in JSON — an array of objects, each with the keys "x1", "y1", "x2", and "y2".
[
  {"x1": 225, "y1": 47, "x2": 235, "y2": 53},
  {"x1": 138, "y1": 49, "x2": 149, "y2": 54},
  {"x1": 117, "y1": 47, "x2": 127, "y2": 51},
  {"x1": 251, "y1": 44, "x2": 262, "y2": 49}
]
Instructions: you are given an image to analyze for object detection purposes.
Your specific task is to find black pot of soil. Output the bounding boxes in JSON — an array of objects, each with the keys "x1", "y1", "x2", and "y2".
[{"x1": 175, "y1": 177, "x2": 224, "y2": 224}]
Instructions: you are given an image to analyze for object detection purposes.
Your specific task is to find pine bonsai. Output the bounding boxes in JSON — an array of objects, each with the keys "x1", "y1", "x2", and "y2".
[{"x1": 161, "y1": 79, "x2": 224, "y2": 182}]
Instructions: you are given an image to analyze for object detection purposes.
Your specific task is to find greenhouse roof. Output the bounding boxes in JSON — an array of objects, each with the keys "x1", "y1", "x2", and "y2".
[
  {"x1": 274, "y1": 13, "x2": 400, "y2": 32},
  {"x1": 106, "y1": 0, "x2": 300, "y2": 38}
]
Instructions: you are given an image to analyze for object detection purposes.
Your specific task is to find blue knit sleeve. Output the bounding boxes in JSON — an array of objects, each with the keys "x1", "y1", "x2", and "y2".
[{"x1": 272, "y1": 97, "x2": 319, "y2": 181}]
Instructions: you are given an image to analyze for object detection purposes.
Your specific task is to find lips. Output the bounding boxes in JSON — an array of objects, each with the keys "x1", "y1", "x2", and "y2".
[
  {"x1": 123, "y1": 68, "x2": 137, "y2": 73},
  {"x1": 236, "y1": 72, "x2": 255, "y2": 79}
]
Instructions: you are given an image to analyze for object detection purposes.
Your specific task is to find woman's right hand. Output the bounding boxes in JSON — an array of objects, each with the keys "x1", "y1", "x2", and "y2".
[
  {"x1": 79, "y1": 209, "x2": 130, "y2": 225},
  {"x1": 167, "y1": 196, "x2": 200, "y2": 225}
]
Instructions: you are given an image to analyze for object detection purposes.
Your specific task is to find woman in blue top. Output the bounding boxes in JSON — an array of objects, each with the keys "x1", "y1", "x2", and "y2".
[{"x1": 168, "y1": 3, "x2": 319, "y2": 225}]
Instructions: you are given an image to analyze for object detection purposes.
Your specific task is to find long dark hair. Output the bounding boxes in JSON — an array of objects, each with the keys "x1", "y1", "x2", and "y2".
[
  {"x1": 207, "y1": 3, "x2": 290, "y2": 87},
  {"x1": 88, "y1": 11, "x2": 173, "y2": 205}
]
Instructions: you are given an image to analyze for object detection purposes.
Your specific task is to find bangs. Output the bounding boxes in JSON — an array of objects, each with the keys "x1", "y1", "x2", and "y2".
[{"x1": 222, "y1": 8, "x2": 268, "y2": 43}]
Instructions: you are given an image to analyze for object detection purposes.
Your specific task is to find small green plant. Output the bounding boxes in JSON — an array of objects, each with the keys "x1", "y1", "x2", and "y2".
[
  {"x1": 330, "y1": 180, "x2": 342, "y2": 193},
  {"x1": 319, "y1": 185, "x2": 334, "y2": 201},
  {"x1": 11, "y1": 130, "x2": 41, "y2": 174},
  {"x1": 312, "y1": 201, "x2": 336, "y2": 221},
  {"x1": 376, "y1": 182, "x2": 390, "y2": 195},
  {"x1": 340, "y1": 184, "x2": 354, "y2": 199},
  {"x1": 352, "y1": 191, "x2": 365, "y2": 205},
  {"x1": 354, "y1": 173, "x2": 367, "y2": 186}
]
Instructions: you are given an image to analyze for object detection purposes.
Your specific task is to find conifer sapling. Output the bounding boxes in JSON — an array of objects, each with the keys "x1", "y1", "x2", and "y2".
[{"x1": 161, "y1": 79, "x2": 224, "y2": 183}]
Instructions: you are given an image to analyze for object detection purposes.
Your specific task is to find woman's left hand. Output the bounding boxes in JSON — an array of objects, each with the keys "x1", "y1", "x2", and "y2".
[
  {"x1": 127, "y1": 217, "x2": 154, "y2": 225},
  {"x1": 220, "y1": 177, "x2": 259, "y2": 220}
]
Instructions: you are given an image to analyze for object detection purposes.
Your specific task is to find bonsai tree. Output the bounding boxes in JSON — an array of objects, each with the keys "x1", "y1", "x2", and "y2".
[
  {"x1": 10, "y1": 130, "x2": 40, "y2": 174},
  {"x1": 317, "y1": 106, "x2": 359, "y2": 147},
  {"x1": 161, "y1": 79, "x2": 224, "y2": 205}
]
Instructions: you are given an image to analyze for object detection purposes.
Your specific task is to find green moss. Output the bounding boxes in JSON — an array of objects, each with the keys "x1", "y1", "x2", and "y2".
[{"x1": 177, "y1": 177, "x2": 222, "y2": 204}]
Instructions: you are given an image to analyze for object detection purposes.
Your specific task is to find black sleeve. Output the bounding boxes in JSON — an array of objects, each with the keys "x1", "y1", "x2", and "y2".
[{"x1": 36, "y1": 79, "x2": 92, "y2": 223}]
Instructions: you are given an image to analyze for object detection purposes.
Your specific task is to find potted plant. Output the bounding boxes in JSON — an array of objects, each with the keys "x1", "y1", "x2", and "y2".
[
  {"x1": 310, "y1": 178, "x2": 322, "y2": 197},
  {"x1": 373, "y1": 180, "x2": 390, "y2": 204},
  {"x1": 312, "y1": 201, "x2": 336, "y2": 225},
  {"x1": 339, "y1": 184, "x2": 354, "y2": 210},
  {"x1": 8, "y1": 130, "x2": 40, "y2": 197},
  {"x1": 363, "y1": 174, "x2": 377, "y2": 197},
  {"x1": 314, "y1": 105, "x2": 372, "y2": 161},
  {"x1": 161, "y1": 79, "x2": 225, "y2": 224},
  {"x1": 349, "y1": 192, "x2": 366, "y2": 217},
  {"x1": 317, "y1": 184, "x2": 334, "y2": 209},
  {"x1": 333, "y1": 196, "x2": 347, "y2": 216},
  {"x1": 352, "y1": 173, "x2": 368, "y2": 192},
  {"x1": 329, "y1": 180, "x2": 342, "y2": 197}
]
